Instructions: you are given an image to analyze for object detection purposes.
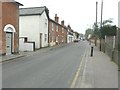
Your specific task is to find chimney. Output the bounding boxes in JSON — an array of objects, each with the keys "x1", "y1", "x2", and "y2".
[
  {"x1": 55, "y1": 14, "x2": 59, "y2": 23},
  {"x1": 61, "y1": 20, "x2": 64, "y2": 26}
]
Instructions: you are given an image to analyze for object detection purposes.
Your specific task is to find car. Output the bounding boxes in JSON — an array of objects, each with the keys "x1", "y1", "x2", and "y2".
[{"x1": 74, "y1": 40, "x2": 79, "y2": 43}]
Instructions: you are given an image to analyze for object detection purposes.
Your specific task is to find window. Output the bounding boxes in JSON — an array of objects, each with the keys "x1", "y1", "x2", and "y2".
[
  {"x1": 45, "y1": 34, "x2": 47, "y2": 42},
  {"x1": 52, "y1": 23, "x2": 54, "y2": 31},
  {"x1": 62, "y1": 36, "x2": 64, "y2": 42},
  {"x1": 52, "y1": 36, "x2": 54, "y2": 42},
  {"x1": 56, "y1": 25, "x2": 58, "y2": 32},
  {"x1": 56, "y1": 36, "x2": 58, "y2": 42},
  {"x1": 62, "y1": 28, "x2": 64, "y2": 33},
  {"x1": 45, "y1": 19, "x2": 47, "y2": 25}
]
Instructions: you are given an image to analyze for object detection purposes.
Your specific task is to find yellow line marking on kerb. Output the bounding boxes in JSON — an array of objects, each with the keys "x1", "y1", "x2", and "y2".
[{"x1": 71, "y1": 47, "x2": 87, "y2": 88}]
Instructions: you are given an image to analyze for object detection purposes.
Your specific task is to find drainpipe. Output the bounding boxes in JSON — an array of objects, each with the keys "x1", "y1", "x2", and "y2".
[{"x1": 48, "y1": 19, "x2": 49, "y2": 47}]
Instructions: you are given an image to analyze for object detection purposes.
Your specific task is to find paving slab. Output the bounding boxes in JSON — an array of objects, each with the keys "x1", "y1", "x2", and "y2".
[{"x1": 76, "y1": 44, "x2": 118, "y2": 88}]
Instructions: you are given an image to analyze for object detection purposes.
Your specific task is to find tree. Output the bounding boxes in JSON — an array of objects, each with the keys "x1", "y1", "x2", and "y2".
[
  {"x1": 93, "y1": 19, "x2": 116, "y2": 39},
  {"x1": 85, "y1": 28, "x2": 93, "y2": 39}
]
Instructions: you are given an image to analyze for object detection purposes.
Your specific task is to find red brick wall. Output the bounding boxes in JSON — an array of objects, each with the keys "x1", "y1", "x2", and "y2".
[
  {"x1": 0, "y1": 2, "x2": 2, "y2": 54},
  {"x1": 1, "y1": 2, "x2": 19, "y2": 54},
  {"x1": 49, "y1": 20, "x2": 67, "y2": 46}
]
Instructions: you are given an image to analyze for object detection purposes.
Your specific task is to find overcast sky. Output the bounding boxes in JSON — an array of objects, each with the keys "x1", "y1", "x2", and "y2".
[{"x1": 16, "y1": 0, "x2": 119, "y2": 34}]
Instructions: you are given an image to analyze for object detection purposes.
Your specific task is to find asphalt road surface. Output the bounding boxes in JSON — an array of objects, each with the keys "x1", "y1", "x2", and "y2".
[{"x1": 2, "y1": 41, "x2": 87, "y2": 88}]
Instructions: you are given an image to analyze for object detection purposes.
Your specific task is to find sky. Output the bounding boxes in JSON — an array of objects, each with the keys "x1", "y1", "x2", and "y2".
[{"x1": 16, "y1": 0, "x2": 119, "y2": 34}]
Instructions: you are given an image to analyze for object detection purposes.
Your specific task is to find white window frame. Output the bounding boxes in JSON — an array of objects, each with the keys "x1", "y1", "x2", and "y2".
[
  {"x1": 56, "y1": 25, "x2": 58, "y2": 32},
  {"x1": 62, "y1": 27, "x2": 64, "y2": 33},
  {"x1": 52, "y1": 23, "x2": 54, "y2": 31},
  {"x1": 56, "y1": 36, "x2": 58, "y2": 42},
  {"x1": 44, "y1": 34, "x2": 47, "y2": 42},
  {"x1": 52, "y1": 36, "x2": 54, "y2": 42}
]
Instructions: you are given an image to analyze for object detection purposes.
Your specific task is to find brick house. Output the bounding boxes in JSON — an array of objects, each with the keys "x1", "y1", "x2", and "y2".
[
  {"x1": 0, "y1": 0, "x2": 23, "y2": 55},
  {"x1": 48, "y1": 14, "x2": 67, "y2": 46}
]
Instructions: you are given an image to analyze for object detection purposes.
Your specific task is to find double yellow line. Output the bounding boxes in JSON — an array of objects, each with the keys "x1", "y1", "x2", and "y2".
[{"x1": 71, "y1": 47, "x2": 87, "y2": 88}]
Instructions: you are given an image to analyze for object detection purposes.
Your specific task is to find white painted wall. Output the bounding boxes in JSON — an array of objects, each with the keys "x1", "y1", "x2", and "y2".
[
  {"x1": 67, "y1": 34, "x2": 74, "y2": 43},
  {"x1": 19, "y1": 11, "x2": 48, "y2": 49},
  {"x1": 19, "y1": 15, "x2": 39, "y2": 48},
  {"x1": 19, "y1": 38, "x2": 34, "y2": 51},
  {"x1": 39, "y1": 11, "x2": 48, "y2": 47}
]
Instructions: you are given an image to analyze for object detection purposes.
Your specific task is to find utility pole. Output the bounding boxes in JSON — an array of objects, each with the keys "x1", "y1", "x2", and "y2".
[
  {"x1": 96, "y1": 1, "x2": 98, "y2": 25},
  {"x1": 95, "y1": 1, "x2": 98, "y2": 46},
  {"x1": 100, "y1": 0, "x2": 103, "y2": 51}
]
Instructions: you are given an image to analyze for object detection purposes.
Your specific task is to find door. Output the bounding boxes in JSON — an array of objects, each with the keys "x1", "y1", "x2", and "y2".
[
  {"x1": 40, "y1": 33, "x2": 42, "y2": 48},
  {"x1": 6, "y1": 33, "x2": 12, "y2": 55}
]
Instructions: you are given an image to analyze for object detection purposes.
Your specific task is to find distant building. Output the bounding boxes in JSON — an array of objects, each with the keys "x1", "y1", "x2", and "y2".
[
  {"x1": 0, "y1": 0, "x2": 23, "y2": 55},
  {"x1": 67, "y1": 25, "x2": 74, "y2": 43}
]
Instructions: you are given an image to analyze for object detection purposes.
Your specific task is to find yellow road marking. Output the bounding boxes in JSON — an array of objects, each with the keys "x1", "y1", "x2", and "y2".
[{"x1": 71, "y1": 47, "x2": 87, "y2": 88}]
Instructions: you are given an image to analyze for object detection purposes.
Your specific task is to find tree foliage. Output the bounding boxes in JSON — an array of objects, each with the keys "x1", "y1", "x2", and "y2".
[
  {"x1": 101, "y1": 25, "x2": 117, "y2": 39},
  {"x1": 93, "y1": 19, "x2": 117, "y2": 39},
  {"x1": 85, "y1": 28, "x2": 93, "y2": 38}
]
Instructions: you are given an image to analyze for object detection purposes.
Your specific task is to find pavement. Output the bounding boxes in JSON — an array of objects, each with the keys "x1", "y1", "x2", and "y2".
[
  {"x1": 76, "y1": 42, "x2": 118, "y2": 88},
  {"x1": 1, "y1": 43, "x2": 68, "y2": 63}
]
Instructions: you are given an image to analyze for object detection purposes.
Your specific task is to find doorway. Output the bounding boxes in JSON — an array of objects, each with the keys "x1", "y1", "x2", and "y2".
[
  {"x1": 40, "y1": 33, "x2": 42, "y2": 48},
  {"x1": 4, "y1": 24, "x2": 16, "y2": 55},
  {"x1": 6, "y1": 33, "x2": 12, "y2": 55}
]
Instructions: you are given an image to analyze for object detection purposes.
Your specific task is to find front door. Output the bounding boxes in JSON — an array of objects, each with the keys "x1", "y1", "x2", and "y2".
[
  {"x1": 40, "y1": 33, "x2": 42, "y2": 48},
  {"x1": 6, "y1": 33, "x2": 12, "y2": 55}
]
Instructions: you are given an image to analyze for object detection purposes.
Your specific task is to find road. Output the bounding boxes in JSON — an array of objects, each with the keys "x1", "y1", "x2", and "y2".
[{"x1": 2, "y1": 41, "x2": 87, "y2": 88}]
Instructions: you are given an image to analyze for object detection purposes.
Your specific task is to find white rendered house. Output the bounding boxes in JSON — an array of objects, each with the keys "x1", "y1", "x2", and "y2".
[{"x1": 19, "y1": 6, "x2": 49, "y2": 51}]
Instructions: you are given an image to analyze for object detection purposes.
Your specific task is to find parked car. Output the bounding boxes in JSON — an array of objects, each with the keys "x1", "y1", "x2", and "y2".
[{"x1": 74, "y1": 40, "x2": 79, "y2": 43}]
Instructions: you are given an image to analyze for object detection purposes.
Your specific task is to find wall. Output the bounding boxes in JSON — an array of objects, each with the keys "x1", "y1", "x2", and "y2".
[
  {"x1": 0, "y1": 2, "x2": 2, "y2": 55},
  {"x1": 20, "y1": 11, "x2": 48, "y2": 49},
  {"x1": 49, "y1": 20, "x2": 57, "y2": 46},
  {"x1": 19, "y1": 38, "x2": 35, "y2": 51},
  {"x1": 67, "y1": 34, "x2": 73, "y2": 43},
  {"x1": 49, "y1": 19, "x2": 67, "y2": 46},
  {"x1": 2, "y1": 2, "x2": 19, "y2": 54},
  {"x1": 39, "y1": 11, "x2": 48, "y2": 47},
  {"x1": 19, "y1": 15, "x2": 40, "y2": 49}
]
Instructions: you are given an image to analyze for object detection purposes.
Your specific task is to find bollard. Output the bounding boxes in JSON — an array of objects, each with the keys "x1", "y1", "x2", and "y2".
[{"x1": 91, "y1": 46, "x2": 93, "y2": 57}]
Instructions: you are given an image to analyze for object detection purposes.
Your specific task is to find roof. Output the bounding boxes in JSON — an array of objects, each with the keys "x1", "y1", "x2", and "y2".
[
  {"x1": 49, "y1": 18, "x2": 67, "y2": 29},
  {"x1": 0, "y1": 0, "x2": 23, "y2": 6},
  {"x1": 19, "y1": 6, "x2": 48, "y2": 16}
]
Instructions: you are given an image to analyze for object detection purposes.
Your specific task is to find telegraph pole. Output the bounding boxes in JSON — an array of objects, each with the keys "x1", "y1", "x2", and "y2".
[
  {"x1": 96, "y1": 1, "x2": 98, "y2": 25},
  {"x1": 95, "y1": 1, "x2": 98, "y2": 46},
  {"x1": 100, "y1": 0, "x2": 103, "y2": 51}
]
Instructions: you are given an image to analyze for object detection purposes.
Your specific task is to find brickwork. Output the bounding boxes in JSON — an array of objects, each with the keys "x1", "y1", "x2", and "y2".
[
  {"x1": 0, "y1": 2, "x2": 2, "y2": 54},
  {"x1": 49, "y1": 15, "x2": 67, "y2": 46},
  {"x1": 1, "y1": 1, "x2": 20, "y2": 55}
]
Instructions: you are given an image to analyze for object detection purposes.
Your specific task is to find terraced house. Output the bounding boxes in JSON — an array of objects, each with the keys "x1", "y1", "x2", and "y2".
[
  {"x1": 0, "y1": 0, "x2": 22, "y2": 55},
  {"x1": 49, "y1": 14, "x2": 67, "y2": 46},
  {"x1": 19, "y1": 6, "x2": 49, "y2": 51}
]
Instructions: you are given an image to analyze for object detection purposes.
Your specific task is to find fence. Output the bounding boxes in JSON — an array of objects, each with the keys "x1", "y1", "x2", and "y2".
[{"x1": 96, "y1": 37, "x2": 120, "y2": 65}]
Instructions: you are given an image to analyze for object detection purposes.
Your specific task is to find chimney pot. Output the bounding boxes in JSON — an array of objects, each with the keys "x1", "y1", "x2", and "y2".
[
  {"x1": 55, "y1": 14, "x2": 59, "y2": 23},
  {"x1": 61, "y1": 20, "x2": 64, "y2": 26}
]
